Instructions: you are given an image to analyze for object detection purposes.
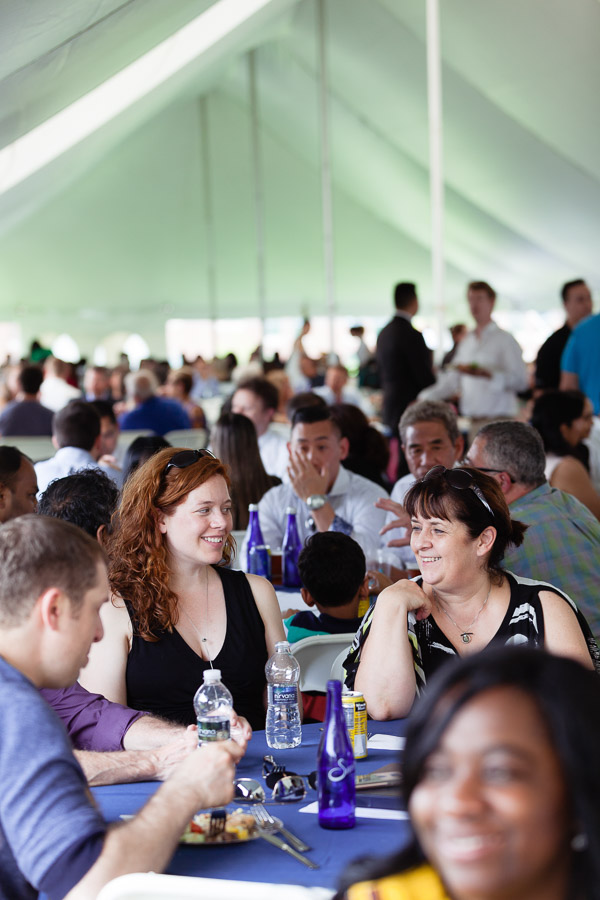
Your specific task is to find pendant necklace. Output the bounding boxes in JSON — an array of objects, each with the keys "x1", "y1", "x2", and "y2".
[
  {"x1": 432, "y1": 583, "x2": 491, "y2": 644},
  {"x1": 180, "y1": 567, "x2": 213, "y2": 667}
]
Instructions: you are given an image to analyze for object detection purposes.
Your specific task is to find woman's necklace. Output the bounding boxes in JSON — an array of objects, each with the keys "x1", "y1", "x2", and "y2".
[
  {"x1": 432, "y1": 583, "x2": 491, "y2": 644},
  {"x1": 180, "y1": 568, "x2": 214, "y2": 666}
]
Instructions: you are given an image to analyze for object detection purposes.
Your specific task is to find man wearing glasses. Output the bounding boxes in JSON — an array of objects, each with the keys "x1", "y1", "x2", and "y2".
[{"x1": 466, "y1": 420, "x2": 600, "y2": 640}]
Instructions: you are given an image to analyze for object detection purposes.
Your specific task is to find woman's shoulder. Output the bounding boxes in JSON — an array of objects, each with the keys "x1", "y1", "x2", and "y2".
[
  {"x1": 346, "y1": 865, "x2": 448, "y2": 900},
  {"x1": 553, "y1": 454, "x2": 589, "y2": 479}
]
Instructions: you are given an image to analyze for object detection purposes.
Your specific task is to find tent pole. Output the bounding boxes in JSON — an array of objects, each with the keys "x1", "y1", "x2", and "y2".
[
  {"x1": 248, "y1": 50, "x2": 267, "y2": 361},
  {"x1": 426, "y1": 0, "x2": 446, "y2": 357},
  {"x1": 317, "y1": 0, "x2": 336, "y2": 359},
  {"x1": 199, "y1": 96, "x2": 218, "y2": 358}
]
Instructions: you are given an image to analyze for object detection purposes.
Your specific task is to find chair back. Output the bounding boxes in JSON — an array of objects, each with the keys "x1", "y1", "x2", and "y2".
[
  {"x1": 228, "y1": 530, "x2": 247, "y2": 570},
  {"x1": 329, "y1": 645, "x2": 351, "y2": 683},
  {"x1": 163, "y1": 428, "x2": 208, "y2": 449},
  {"x1": 116, "y1": 430, "x2": 154, "y2": 455},
  {"x1": 0, "y1": 435, "x2": 55, "y2": 462},
  {"x1": 97, "y1": 873, "x2": 334, "y2": 900},
  {"x1": 291, "y1": 633, "x2": 356, "y2": 693}
]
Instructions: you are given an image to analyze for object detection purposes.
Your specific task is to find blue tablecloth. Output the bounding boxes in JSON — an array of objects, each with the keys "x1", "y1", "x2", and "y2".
[{"x1": 92, "y1": 720, "x2": 411, "y2": 891}]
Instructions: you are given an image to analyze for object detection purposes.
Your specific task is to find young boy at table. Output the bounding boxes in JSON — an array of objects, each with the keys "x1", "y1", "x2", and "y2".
[{"x1": 284, "y1": 532, "x2": 368, "y2": 643}]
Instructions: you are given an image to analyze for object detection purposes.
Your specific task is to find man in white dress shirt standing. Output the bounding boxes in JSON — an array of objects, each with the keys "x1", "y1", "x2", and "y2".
[
  {"x1": 242, "y1": 406, "x2": 387, "y2": 561},
  {"x1": 419, "y1": 281, "x2": 528, "y2": 436},
  {"x1": 231, "y1": 377, "x2": 289, "y2": 479}
]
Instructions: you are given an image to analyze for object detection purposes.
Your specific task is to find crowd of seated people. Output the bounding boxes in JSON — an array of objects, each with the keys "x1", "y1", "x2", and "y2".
[{"x1": 1, "y1": 276, "x2": 600, "y2": 897}]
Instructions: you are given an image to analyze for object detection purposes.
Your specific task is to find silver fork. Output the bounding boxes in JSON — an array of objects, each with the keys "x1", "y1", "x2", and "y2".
[
  {"x1": 208, "y1": 808, "x2": 227, "y2": 838},
  {"x1": 251, "y1": 804, "x2": 311, "y2": 852}
]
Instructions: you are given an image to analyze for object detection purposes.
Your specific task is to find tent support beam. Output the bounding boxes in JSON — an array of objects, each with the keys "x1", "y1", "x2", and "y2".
[
  {"x1": 426, "y1": 0, "x2": 446, "y2": 355},
  {"x1": 199, "y1": 96, "x2": 218, "y2": 357},
  {"x1": 317, "y1": 0, "x2": 336, "y2": 357},
  {"x1": 248, "y1": 50, "x2": 267, "y2": 357}
]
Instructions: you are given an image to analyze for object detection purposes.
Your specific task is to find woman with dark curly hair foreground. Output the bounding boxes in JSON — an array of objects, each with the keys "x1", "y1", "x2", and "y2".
[{"x1": 337, "y1": 646, "x2": 600, "y2": 900}]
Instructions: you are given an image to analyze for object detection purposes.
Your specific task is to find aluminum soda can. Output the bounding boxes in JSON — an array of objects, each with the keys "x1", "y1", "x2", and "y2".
[{"x1": 342, "y1": 691, "x2": 368, "y2": 759}]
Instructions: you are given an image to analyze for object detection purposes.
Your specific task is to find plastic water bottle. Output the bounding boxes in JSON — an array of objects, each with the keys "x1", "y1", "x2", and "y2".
[
  {"x1": 265, "y1": 640, "x2": 302, "y2": 748},
  {"x1": 247, "y1": 503, "x2": 271, "y2": 579},
  {"x1": 282, "y1": 507, "x2": 302, "y2": 588},
  {"x1": 193, "y1": 669, "x2": 233, "y2": 745},
  {"x1": 317, "y1": 679, "x2": 356, "y2": 829}
]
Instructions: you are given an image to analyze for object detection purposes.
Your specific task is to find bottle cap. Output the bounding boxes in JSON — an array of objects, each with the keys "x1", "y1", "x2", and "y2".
[
  {"x1": 248, "y1": 503, "x2": 258, "y2": 511},
  {"x1": 285, "y1": 506, "x2": 297, "y2": 515},
  {"x1": 203, "y1": 668, "x2": 222, "y2": 682},
  {"x1": 275, "y1": 641, "x2": 290, "y2": 652}
]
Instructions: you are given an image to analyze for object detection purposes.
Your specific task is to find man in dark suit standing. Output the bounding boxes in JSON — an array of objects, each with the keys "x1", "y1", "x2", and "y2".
[{"x1": 376, "y1": 282, "x2": 435, "y2": 435}]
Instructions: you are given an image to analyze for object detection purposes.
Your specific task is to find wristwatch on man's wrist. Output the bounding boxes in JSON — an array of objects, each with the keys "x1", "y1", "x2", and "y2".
[{"x1": 306, "y1": 494, "x2": 327, "y2": 510}]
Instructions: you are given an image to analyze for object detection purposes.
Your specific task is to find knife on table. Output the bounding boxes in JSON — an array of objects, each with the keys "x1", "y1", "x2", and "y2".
[
  {"x1": 256, "y1": 830, "x2": 319, "y2": 868},
  {"x1": 272, "y1": 823, "x2": 311, "y2": 853}
]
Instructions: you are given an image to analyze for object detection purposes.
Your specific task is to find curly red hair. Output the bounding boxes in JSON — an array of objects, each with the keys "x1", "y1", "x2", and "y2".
[{"x1": 107, "y1": 447, "x2": 235, "y2": 640}]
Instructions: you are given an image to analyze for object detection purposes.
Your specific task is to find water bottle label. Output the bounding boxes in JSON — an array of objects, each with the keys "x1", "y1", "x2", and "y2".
[
  {"x1": 327, "y1": 757, "x2": 355, "y2": 784},
  {"x1": 268, "y1": 684, "x2": 298, "y2": 704},
  {"x1": 197, "y1": 718, "x2": 231, "y2": 742}
]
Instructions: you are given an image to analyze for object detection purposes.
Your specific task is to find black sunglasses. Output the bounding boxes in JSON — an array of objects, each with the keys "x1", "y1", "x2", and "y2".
[
  {"x1": 163, "y1": 448, "x2": 215, "y2": 475},
  {"x1": 423, "y1": 465, "x2": 495, "y2": 518}
]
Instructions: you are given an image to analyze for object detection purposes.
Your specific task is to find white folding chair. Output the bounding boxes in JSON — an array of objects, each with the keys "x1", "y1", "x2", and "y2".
[
  {"x1": 291, "y1": 633, "x2": 356, "y2": 693},
  {"x1": 228, "y1": 529, "x2": 247, "y2": 570},
  {"x1": 163, "y1": 428, "x2": 208, "y2": 449},
  {"x1": 116, "y1": 430, "x2": 155, "y2": 455},
  {"x1": 329, "y1": 645, "x2": 351, "y2": 683},
  {"x1": 0, "y1": 435, "x2": 55, "y2": 462},
  {"x1": 97, "y1": 873, "x2": 334, "y2": 900}
]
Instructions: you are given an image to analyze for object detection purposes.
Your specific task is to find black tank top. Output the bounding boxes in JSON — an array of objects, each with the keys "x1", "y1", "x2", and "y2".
[{"x1": 125, "y1": 566, "x2": 268, "y2": 730}]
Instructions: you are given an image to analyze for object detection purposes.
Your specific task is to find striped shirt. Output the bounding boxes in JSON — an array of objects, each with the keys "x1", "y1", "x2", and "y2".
[{"x1": 343, "y1": 572, "x2": 600, "y2": 693}]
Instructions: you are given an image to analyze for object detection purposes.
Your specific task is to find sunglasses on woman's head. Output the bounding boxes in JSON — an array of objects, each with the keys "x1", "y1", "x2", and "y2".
[
  {"x1": 163, "y1": 448, "x2": 215, "y2": 475},
  {"x1": 422, "y1": 465, "x2": 495, "y2": 518}
]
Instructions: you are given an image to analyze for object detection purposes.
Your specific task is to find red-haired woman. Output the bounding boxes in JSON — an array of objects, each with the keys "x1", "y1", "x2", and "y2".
[{"x1": 80, "y1": 448, "x2": 285, "y2": 731}]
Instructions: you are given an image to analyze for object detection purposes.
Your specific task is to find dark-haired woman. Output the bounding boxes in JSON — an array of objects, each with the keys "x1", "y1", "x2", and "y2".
[
  {"x1": 346, "y1": 466, "x2": 598, "y2": 719},
  {"x1": 337, "y1": 646, "x2": 600, "y2": 900},
  {"x1": 210, "y1": 412, "x2": 281, "y2": 531},
  {"x1": 531, "y1": 389, "x2": 600, "y2": 519},
  {"x1": 80, "y1": 448, "x2": 285, "y2": 730}
]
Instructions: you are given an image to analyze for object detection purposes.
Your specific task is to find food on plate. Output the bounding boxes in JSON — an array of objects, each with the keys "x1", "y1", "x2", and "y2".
[{"x1": 181, "y1": 809, "x2": 257, "y2": 844}]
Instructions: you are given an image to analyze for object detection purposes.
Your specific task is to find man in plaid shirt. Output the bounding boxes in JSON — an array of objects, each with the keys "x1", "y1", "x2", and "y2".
[{"x1": 466, "y1": 419, "x2": 600, "y2": 640}]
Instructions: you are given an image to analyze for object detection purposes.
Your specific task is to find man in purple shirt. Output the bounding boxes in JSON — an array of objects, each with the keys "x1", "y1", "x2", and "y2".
[
  {"x1": 0, "y1": 515, "x2": 243, "y2": 899},
  {"x1": 2, "y1": 454, "x2": 251, "y2": 787}
]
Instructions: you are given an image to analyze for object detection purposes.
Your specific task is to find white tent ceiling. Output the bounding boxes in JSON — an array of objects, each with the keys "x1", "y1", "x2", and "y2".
[{"x1": 0, "y1": 0, "x2": 599, "y2": 359}]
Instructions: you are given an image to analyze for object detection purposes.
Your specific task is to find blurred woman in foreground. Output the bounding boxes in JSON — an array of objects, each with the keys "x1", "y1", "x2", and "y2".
[
  {"x1": 337, "y1": 646, "x2": 600, "y2": 900},
  {"x1": 346, "y1": 466, "x2": 598, "y2": 719}
]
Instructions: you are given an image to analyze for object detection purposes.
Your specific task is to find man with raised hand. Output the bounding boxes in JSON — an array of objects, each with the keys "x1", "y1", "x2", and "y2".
[
  {"x1": 0, "y1": 515, "x2": 242, "y2": 900},
  {"x1": 242, "y1": 405, "x2": 386, "y2": 561}
]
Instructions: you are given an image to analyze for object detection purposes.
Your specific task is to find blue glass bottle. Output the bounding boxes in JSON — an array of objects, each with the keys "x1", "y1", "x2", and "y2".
[
  {"x1": 247, "y1": 504, "x2": 271, "y2": 579},
  {"x1": 282, "y1": 507, "x2": 302, "y2": 588},
  {"x1": 317, "y1": 679, "x2": 356, "y2": 829}
]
